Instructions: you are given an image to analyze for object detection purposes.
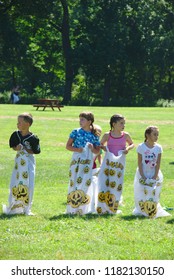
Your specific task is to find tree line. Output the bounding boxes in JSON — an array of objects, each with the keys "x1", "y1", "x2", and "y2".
[{"x1": 0, "y1": 0, "x2": 174, "y2": 106}]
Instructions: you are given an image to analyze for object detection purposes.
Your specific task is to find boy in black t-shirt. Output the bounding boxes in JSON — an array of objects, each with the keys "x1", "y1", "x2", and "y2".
[{"x1": 3, "y1": 112, "x2": 41, "y2": 215}]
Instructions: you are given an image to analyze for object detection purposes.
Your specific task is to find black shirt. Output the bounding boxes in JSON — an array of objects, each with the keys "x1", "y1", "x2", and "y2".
[{"x1": 9, "y1": 131, "x2": 41, "y2": 154}]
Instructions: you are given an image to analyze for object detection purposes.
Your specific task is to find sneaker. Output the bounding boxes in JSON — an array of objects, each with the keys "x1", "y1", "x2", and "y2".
[{"x1": 25, "y1": 211, "x2": 35, "y2": 216}]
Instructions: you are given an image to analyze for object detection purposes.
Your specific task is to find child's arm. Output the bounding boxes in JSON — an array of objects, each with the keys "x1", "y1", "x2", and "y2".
[
  {"x1": 12, "y1": 144, "x2": 34, "y2": 153},
  {"x1": 88, "y1": 143, "x2": 100, "y2": 154},
  {"x1": 100, "y1": 132, "x2": 109, "y2": 151},
  {"x1": 66, "y1": 138, "x2": 83, "y2": 153},
  {"x1": 138, "y1": 153, "x2": 146, "y2": 179},
  {"x1": 152, "y1": 153, "x2": 161, "y2": 180},
  {"x1": 12, "y1": 144, "x2": 23, "y2": 151},
  {"x1": 12, "y1": 144, "x2": 38, "y2": 154},
  {"x1": 124, "y1": 133, "x2": 134, "y2": 154},
  {"x1": 97, "y1": 153, "x2": 102, "y2": 165}
]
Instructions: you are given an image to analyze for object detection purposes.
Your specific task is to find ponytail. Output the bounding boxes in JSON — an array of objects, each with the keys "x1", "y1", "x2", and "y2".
[{"x1": 144, "y1": 126, "x2": 158, "y2": 142}]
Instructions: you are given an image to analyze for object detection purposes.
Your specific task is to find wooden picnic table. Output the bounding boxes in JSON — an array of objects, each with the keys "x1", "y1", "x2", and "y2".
[{"x1": 33, "y1": 99, "x2": 64, "y2": 111}]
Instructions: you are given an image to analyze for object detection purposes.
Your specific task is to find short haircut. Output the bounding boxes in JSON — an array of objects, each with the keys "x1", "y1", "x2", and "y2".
[{"x1": 18, "y1": 112, "x2": 33, "y2": 125}]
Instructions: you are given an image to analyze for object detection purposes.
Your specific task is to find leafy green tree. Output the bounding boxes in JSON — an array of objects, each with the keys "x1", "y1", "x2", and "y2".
[
  {"x1": 0, "y1": 0, "x2": 174, "y2": 105},
  {"x1": 0, "y1": 0, "x2": 73, "y2": 102}
]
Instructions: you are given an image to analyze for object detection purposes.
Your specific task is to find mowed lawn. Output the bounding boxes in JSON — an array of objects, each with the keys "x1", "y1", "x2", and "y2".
[{"x1": 0, "y1": 104, "x2": 174, "y2": 260}]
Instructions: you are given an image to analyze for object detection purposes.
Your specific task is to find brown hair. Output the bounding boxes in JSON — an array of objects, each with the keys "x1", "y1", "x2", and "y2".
[
  {"x1": 18, "y1": 112, "x2": 33, "y2": 126},
  {"x1": 79, "y1": 111, "x2": 98, "y2": 135},
  {"x1": 93, "y1": 124, "x2": 102, "y2": 137},
  {"x1": 144, "y1": 126, "x2": 159, "y2": 142},
  {"x1": 110, "y1": 114, "x2": 125, "y2": 130}
]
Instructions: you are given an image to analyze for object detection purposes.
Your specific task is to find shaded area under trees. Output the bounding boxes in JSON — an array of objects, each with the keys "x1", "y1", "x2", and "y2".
[{"x1": 0, "y1": 0, "x2": 174, "y2": 106}]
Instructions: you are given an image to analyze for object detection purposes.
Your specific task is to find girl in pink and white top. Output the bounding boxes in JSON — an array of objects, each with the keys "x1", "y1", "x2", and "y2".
[
  {"x1": 100, "y1": 114, "x2": 134, "y2": 156},
  {"x1": 133, "y1": 126, "x2": 170, "y2": 218},
  {"x1": 95, "y1": 114, "x2": 134, "y2": 215}
]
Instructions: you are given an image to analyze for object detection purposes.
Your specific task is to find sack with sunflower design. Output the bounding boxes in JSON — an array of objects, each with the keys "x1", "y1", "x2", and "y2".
[
  {"x1": 95, "y1": 149, "x2": 126, "y2": 214},
  {"x1": 66, "y1": 143, "x2": 96, "y2": 215},
  {"x1": 3, "y1": 150, "x2": 35, "y2": 215},
  {"x1": 133, "y1": 168, "x2": 171, "y2": 218}
]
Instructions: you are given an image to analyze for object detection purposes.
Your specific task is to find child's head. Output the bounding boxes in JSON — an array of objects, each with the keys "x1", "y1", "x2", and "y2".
[
  {"x1": 144, "y1": 126, "x2": 159, "y2": 142},
  {"x1": 18, "y1": 112, "x2": 33, "y2": 125},
  {"x1": 79, "y1": 112, "x2": 94, "y2": 124},
  {"x1": 110, "y1": 114, "x2": 125, "y2": 130},
  {"x1": 79, "y1": 111, "x2": 99, "y2": 135}
]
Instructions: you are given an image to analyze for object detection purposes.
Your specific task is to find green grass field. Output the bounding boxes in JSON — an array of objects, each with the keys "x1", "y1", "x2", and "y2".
[{"x1": 0, "y1": 104, "x2": 174, "y2": 260}]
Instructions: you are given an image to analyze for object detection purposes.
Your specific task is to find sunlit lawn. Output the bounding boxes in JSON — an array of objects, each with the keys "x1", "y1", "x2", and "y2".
[{"x1": 0, "y1": 104, "x2": 174, "y2": 260}]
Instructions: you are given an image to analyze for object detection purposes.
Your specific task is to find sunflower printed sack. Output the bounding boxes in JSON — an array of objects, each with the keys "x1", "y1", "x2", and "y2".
[
  {"x1": 3, "y1": 150, "x2": 35, "y2": 215},
  {"x1": 133, "y1": 169, "x2": 170, "y2": 218},
  {"x1": 66, "y1": 143, "x2": 95, "y2": 215},
  {"x1": 95, "y1": 149, "x2": 126, "y2": 214}
]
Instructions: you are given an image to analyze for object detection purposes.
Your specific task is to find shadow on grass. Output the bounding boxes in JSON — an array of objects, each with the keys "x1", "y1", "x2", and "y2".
[
  {"x1": 169, "y1": 162, "x2": 174, "y2": 165},
  {"x1": 166, "y1": 218, "x2": 174, "y2": 224},
  {"x1": 120, "y1": 215, "x2": 147, "y2": 221},
  {"x1": 49, "y1": 213, "x2": 122, "y2": 221},
  {"x1": 0, "y1": 213, "x2": 24, "y2": 219}
]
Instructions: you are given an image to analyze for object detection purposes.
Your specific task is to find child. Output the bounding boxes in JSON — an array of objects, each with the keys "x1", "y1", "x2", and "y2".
[
  {"x1": 92, "y1": 124, "x2": 103, "y2": 169},
  {"x1": 133, "y1": 126, "x2": 170, "y2": 218},
  {"x1": 96, "y1": 114, "x2": 134, "y2": 214},
  {"x1": 100, "y1": 114, "x2": 134, "y2": 156},
  {"x1": 66, "y1": 111, "x2": 100, "y2": 215},
  {"x1": 3, "y1": 112, "x2": 41, "y2": 215}
]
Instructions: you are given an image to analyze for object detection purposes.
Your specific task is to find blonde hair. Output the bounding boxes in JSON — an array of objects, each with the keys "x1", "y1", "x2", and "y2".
[
  {"x1": 18, "y1": 112, "x2": 33, "y2": 126},
  {"x1": 144, "y1": 126, "x2": 159, "y2": 142}
]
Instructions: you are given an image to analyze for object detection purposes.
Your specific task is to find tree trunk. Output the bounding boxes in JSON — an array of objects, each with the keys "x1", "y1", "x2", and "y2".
[
  {"x1": 102, "y1": 68, "x2": 111, "y2": 106},
  {"x1": 11, "y1": 65, "x2": 16, "y2": 87},
  {"x1": 60, "y1": 0, "x2": 74, "y2": 104}
]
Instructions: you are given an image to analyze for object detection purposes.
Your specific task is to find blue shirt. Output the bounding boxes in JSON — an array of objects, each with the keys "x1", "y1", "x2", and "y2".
[{"x1": 69, "y1": 128, "x2": 100, "y2": 148}]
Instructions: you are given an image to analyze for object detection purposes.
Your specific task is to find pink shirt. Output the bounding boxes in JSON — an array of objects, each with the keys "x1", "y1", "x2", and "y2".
[{"x1": 107, "y1": 132, "x2": 126, "y2": 156}]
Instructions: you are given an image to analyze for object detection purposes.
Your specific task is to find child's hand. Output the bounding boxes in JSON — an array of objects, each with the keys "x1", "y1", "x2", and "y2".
[
  {"x1": 145, "y1": 178, "x2": 156, "y2": 187},
  {"x1": 88, "y1": 143, "x2": 93, "y2": 150},
  {"x1": 100, "y1": 145, "x2": 106, "y2": 151},
  {"x1": 16, "y1": 144, "x2": 23, "y2": 151},
  {"x1": 78, "y1": 147, "x2": 83, "y2": 153},
  {"x1": 123, "y1": 148, "x2": 129, "y2": 154}
]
